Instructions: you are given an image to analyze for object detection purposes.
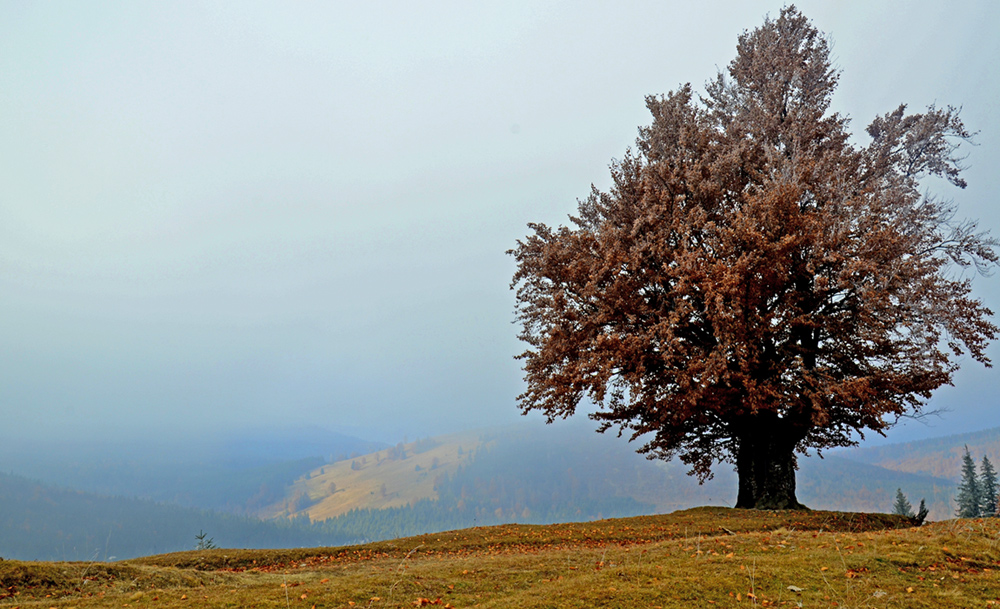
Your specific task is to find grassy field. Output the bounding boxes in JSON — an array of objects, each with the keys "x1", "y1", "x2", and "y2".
[{"x1": 3, "y1": 507, "x2": 999, "y2": 608}]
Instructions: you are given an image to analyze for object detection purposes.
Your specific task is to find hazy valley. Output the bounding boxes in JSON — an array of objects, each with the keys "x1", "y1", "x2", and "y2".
[{"x1": 0, "y1": 422, "x2": 994, "y2": 562}]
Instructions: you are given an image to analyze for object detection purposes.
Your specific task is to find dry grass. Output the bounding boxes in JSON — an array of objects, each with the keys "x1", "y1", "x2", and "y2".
[
  {"x1": 3, "y1": 507, "x2": 999, "y2": 608},
  {"x1": 265, "y1": 431, "x2": 484, "y2": 521}
]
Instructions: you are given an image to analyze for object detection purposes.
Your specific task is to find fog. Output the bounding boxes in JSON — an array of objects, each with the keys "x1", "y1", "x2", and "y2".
[{"x1": 1, "y1": 1, "x2": 998, "y2": 450}]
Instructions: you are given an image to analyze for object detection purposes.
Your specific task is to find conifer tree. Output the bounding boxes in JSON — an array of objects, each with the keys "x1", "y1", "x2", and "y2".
[
  {"x1": 956, "y1": 445, "x2": 982, "y2": 518},
  {"x1": 980, "y1": 455, "x2": 999, "y2": 517},
  {"x1": 892, "y1": 488, "x2": 915, "y2": 518},
  {"x1": 194, "y1": 530, "x2": 216, "y2": 550}
]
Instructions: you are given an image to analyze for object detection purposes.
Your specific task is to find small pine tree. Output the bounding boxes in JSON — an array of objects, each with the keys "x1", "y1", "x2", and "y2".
[
  {"x1": 916, "y1": 499, "x2": 929, "y2": 525},
  {"x1": 892, "y1": 488, "x2": 915, "y2": 518},
  {"x1": 980, "y1": 455, "x2": 999, "y2": 517},
  {"x1": 956, "y1": 445, "x2": 982, "y2": 518},
  {"x1": 194, "y1": 530, "x2": 216, "y2": 550}
]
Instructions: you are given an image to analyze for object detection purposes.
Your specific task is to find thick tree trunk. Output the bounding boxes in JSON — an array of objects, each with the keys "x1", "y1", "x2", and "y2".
[{"x1": 734, "y1": 415, "x2": 808, "y2": 510}]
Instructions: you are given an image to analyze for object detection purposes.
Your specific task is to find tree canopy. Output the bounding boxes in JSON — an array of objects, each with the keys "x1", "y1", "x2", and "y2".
[{"x1": 509, "y1": 6, "x2": 997, "y2": 509}]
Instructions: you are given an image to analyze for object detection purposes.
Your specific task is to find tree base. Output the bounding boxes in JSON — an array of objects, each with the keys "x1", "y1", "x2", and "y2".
[
  {"x1": 735, "y1": 499, "x2": 810, "y2": 510},
  {"x1": 735, "y1": 416, "x2": 807, "y2": 510}
]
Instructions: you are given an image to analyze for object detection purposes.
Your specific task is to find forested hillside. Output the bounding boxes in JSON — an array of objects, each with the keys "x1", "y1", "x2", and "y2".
[
  {"x1": 799, "y1": 456, "x2": 956, "y2": 519},
  {"x1": 840, "y1": 427, "x2": 1000, "y2": 480},
  {"x1": 0, "y1": 471, "x2": 359, "y2": 561}
]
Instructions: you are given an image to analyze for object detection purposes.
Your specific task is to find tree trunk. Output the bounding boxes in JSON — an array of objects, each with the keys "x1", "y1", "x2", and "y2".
[{"x1": 734, "y1": 415, "x2": 808, "y2": 510}]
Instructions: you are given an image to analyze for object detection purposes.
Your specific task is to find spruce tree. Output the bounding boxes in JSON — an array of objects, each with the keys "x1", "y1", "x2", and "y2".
[
  {"x1": 892, "y1": 488, "x2": 915, "y2": 518},
  {"x1": 980, "y1": 455, "x2": 999, "y2": 517},
  {"x1": 956, "y1": 445, "x2": 982, "y2": 518},
  {"x1": 194, "y1": 530, "x2": 216, "y2": 550}
]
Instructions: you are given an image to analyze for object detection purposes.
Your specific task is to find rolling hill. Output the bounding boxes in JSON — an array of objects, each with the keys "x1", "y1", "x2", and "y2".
[
  {"x1": 265, "y1": 422, "x2": 966, "y2": 527},
  {"x1": 837, "y1": 426, "x2": 1000, "y2": 480},
  {"x1": 263, "y1": 430, "x2": 482, "y2": 521},
  {"x1": 0, "y1": 469, "x2": 359, "y2": 561},
  {"x1": 4, "y1": 508, "x2": 999, "y2": 608},
  {"x1": 0, "y1": 427, "x2": 385, "y2": 514}
]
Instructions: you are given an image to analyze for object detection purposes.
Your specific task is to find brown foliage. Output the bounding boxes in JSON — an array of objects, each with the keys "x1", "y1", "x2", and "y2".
[{"x1": 509, "y1": 7, "x2": 997, "y2": 508}]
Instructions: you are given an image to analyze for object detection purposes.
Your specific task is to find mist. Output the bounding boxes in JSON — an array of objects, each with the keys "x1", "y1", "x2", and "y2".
[{"x1": 2, "y1": 0, "x2": 998, "y2": 452}]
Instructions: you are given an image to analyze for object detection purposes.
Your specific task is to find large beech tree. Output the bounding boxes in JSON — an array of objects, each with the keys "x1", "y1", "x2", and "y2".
[{"x1": 509, "y1": 7, "x2": 997, "y2": 509}]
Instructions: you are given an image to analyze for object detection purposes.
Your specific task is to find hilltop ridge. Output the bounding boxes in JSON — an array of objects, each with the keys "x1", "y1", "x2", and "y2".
[{"x1": 4, "y1": 508, "x2": 999, "y2": 608}]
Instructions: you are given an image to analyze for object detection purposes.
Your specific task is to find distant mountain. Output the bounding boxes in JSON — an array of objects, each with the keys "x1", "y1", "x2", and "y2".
[
  {"x1": 266, "y1": 423, "x2": 968, "y2": 524},
  {"x1": 0, "y1": 428, "x2": 385, "y2": 513},
  {"x1": 799, "y1": 456, "x2": 956, "y2": 520},
  {"x1": 835, "y1": 427, "x2": 1000, "y2": 480},
  {"x1": 276, "y1": 425, "x2": 668, "y2": 541},
  {"x1": 0, "y1": 470, "x2": 357, "y2": 561}
]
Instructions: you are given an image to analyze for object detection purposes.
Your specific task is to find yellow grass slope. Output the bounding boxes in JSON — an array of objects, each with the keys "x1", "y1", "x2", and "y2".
[{"x1": 265, "y1": 430, "x2": 485, "y2": 521}]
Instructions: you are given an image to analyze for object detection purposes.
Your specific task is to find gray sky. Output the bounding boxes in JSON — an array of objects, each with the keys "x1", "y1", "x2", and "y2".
[{"x1": 1, "y1": 1, "x2": 998, "y2": 446}]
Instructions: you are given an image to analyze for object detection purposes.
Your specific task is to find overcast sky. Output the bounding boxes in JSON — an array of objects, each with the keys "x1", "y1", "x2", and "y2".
[{"x1": 1, "y1": 1, "x2": 998, "y2": 447}]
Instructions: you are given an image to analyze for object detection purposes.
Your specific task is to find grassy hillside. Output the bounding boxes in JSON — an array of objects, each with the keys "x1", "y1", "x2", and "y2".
[
  {"x1": 265, "y1": 424, "x2": 962, "y2": 526},
  {"x1": 268, "y1": 431, "x2": 484, "y2": 521},
  {"x1": 3, "y1": 508, "x2": 998, "y2": 608},
  {"x1": 840, "y1": 426, "x2": 1000, "y2": 480}
]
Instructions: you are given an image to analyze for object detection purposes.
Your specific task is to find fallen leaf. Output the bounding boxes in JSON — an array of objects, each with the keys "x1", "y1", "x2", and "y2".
[
  {"x1": 906, "y1": 587, "x2": 914, "y2": 593},
  {"x1": 320, "y1": 578, "x2": 329, "y2": 584}
]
